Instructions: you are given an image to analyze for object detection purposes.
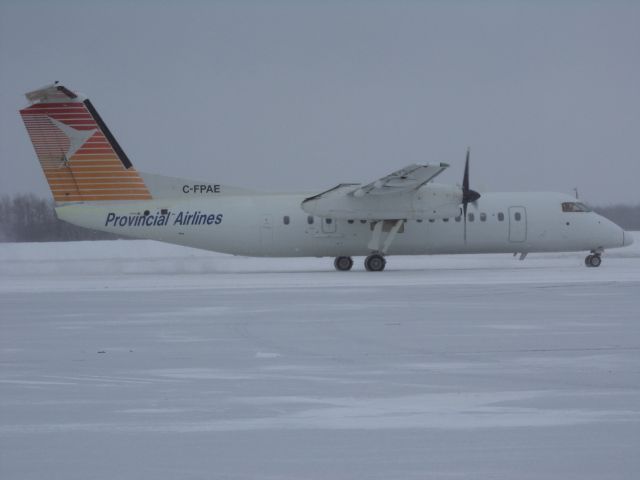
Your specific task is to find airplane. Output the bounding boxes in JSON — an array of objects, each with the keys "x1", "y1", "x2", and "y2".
[{"x1": 19, "y1": 83, "x2": 633, "y2": 271}]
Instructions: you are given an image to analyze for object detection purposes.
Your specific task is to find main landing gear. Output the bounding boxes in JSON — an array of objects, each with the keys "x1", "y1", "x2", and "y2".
[
  {"x1": 364, "y1": 253, "x2": 386, "y2": 272},
  {"x1": 334, "y1": 218, "x2": 399, "y2": 272},
  {"x1": 333, "y1": 254, "x2": 387, "y2": 271},
  {"x1": 585, "y1": 253, "x2": 602, "y2": 268},
  {"x1": 334, "y1": 256, "x2": 354, "y2": 271}
]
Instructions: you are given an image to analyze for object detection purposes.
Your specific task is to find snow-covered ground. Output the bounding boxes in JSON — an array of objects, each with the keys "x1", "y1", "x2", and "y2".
[{"x1": 1, "y1": 235, "x2": 639, "y2": 479}]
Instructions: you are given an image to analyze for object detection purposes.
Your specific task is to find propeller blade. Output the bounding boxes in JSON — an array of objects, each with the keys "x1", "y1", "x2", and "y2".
[
  {"x1": 463, "y1": 202, "x2": 468, "y2": 244},
  {"x1": 461, "y1": 147, "x2": 480, "y2": 244},
  {"x1": 461, "y1": 147, "x2": 481, "y2": 205},
  {"x1": 463, "y1": 148, "x2": 470, "y2": 194}
]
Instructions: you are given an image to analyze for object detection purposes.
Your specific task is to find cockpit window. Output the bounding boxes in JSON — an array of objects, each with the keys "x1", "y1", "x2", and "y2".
[{"x1": 562, "y1": 202, "x2": 591, "y2": 213}]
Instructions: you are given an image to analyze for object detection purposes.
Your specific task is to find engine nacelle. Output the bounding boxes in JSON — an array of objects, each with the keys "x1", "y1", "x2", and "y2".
[{"x1": 301, "y1": 182, "x2": 462, "y2": 220}]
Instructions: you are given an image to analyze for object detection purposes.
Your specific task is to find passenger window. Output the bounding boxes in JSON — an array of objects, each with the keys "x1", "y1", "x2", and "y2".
[
  {"x1": 325, "y1": 218, "x2": 332, "y2": 224},
  {"x1": 468, "y1": 213, "x2": 474, "y2": 222},
  {"x1": 428, "y1": 219, "x2": 435, "y2": 223},
  {"x1": 515, "y1": 212, "x2": 521, "y2": 221},
  {"x1": 498, "y1": 212, "x2": 504, "y2": 221},
  {"x1": 417, "y1": 219, "x2": 423, "y2": 223},
  {"x1": 443, "y1": 218, "x2": 449, "y2": 222},
  {"x1": 307, "y1": 216, "x2": 314, "y2": 225},
  {"x1": 347, "y1": 219, "x2": 354, "y2": 224},
  {"x1": 480, "y1": 213, "x2": 486, "y2": 222},
  {"x1": 360, "y1": 219, "x2": 367, "y2": 224},
  {"x1": 283, "y1": 216, "x2": 290, "y2": 225}
]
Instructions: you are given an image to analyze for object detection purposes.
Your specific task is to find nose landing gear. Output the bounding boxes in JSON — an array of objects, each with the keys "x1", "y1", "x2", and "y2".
[{"x1": 585, "y1": 253, "x2": 602, "y2": 268}]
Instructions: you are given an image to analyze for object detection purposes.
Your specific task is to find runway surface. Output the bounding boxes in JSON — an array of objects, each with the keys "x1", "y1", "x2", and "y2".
[{"x1": 1, "y1": 236, "x2": 639, "y2": 479}]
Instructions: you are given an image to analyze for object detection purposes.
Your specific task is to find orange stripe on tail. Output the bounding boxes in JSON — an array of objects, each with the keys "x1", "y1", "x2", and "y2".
[{"x1": 20, "y1": 84, "x2": 152, "y2": 203}]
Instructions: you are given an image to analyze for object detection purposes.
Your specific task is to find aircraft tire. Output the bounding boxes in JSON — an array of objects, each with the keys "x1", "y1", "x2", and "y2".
[
  {"x1": 587, "y1": 254, "x2": 602, "y2": 268},
  {"x1": 334, "y1": 256, "x2": 354, "y2": 271},
  {"x1": 364, "y1": 254, "x2": 386, "y2": 272}
]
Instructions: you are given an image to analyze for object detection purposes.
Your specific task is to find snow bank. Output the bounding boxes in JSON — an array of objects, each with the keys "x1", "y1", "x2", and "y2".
[
  {"x1": 1, "y1": 235, "x2": 639, "y2": 480},
  {"x1": 0, "y1": 233, "x2": 637, "y2": 276}
]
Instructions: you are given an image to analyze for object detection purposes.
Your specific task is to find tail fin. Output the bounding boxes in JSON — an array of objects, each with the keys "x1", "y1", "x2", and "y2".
[{"x1": 20, "y1": 83, "x2": 152, "y2": 203}]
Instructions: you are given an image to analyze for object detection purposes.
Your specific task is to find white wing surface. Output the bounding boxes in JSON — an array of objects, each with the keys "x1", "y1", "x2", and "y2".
[
  {"x1": 350, "y1": 163, "x2": 449, "y2": 197},
  {"x1": 302, "y1": 163, "x2": 461, "y2": 221}
]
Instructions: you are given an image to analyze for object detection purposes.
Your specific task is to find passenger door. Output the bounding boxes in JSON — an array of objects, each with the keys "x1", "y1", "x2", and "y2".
[
  {"x1": 508, "y1": 206, "x2": 527, "y2": 242},
  {"x1": 321, "y1": 217, "x2": 337, "y2": 234},
  {"x1": 260, "y1": 214, "x2": 274, "y2": 253}
]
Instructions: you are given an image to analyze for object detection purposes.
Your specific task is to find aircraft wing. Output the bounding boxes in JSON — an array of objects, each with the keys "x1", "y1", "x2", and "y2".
[
  {"x1": 350, "y1": 163, "x2": 449, "y2": 197},
  {"x1": 302, "y1": 162, "x2": 461, "y2": 221}
]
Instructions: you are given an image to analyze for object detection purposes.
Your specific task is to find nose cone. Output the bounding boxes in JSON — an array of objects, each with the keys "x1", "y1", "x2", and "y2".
[{"x1": 623, "y1": 231, "x2": 635, "y2": 247}]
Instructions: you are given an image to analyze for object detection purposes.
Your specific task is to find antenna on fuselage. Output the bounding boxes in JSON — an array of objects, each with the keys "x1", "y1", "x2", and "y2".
[{"x1": 573, "y1": 187, "x2": 579, "y2": 199}]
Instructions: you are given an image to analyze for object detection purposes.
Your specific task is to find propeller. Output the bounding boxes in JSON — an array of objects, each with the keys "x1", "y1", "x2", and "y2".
[{"x1": 461, "y1": 148, "x2": 481, "y2": 243}]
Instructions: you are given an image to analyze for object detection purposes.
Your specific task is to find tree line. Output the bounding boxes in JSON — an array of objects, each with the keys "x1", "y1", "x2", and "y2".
[
  {"x1": 0, "y1": 193, "x2": 638, "y2": 243},
  {"x1": 591, "y1": 203, "x2": 640, "y2": 230},
  {"x1": 0, "y1": 194, "x2": 119, "y2": 242}
]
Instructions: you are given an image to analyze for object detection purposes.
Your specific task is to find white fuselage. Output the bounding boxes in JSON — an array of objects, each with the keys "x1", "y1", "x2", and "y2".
[{"x1": 56, "y1": 191, "x2": 629, "y2": 257}]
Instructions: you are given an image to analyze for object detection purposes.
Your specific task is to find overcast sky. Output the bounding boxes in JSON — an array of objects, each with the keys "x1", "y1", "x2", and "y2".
[{"x1": 1, "y1": 1, "x2": 638, "y2": 205}]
